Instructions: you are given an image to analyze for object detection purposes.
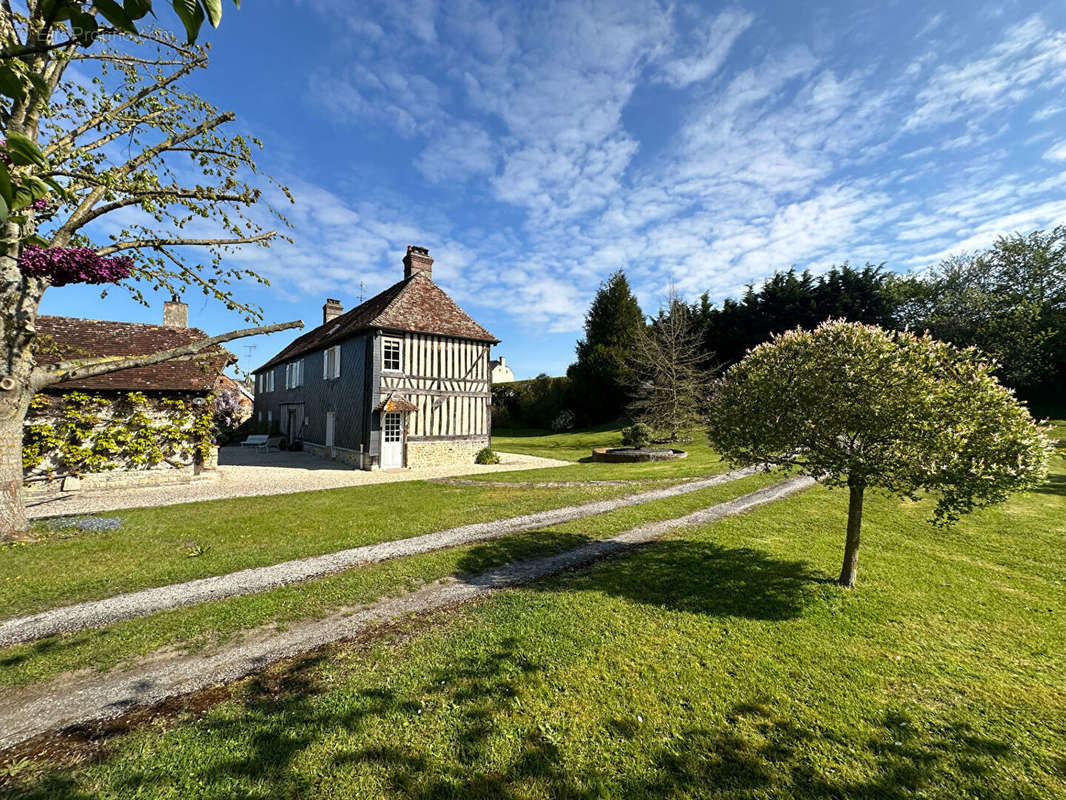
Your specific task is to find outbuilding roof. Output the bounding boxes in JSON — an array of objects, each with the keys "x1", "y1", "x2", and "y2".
[
  {"x1": 256, "y1": 272, "x2": 498, "y2": 372},
  {"x1": 35, "y1": 316, "x2": 232, "y2": 392}
]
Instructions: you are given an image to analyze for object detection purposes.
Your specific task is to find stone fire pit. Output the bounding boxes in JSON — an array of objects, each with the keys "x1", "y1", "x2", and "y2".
[{"x1": 590, "y1": 447, "x2": 688, "y2": 463}]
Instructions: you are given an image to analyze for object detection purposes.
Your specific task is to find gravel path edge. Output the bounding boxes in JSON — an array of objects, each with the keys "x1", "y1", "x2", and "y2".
[
  {"x1": 0, "y1": 475, "x2": 814, "y2": 750},
  {"x1": 0, "y1": 468, "x2": 762, "y2": 646}
]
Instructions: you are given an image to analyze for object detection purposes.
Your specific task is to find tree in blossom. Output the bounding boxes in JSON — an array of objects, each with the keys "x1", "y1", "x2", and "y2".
[
  {"x1": 706, "y1": 320, "x2": 1050, "y2": 587},
  {"x1": 0, "y1": 16, "x2": 302, "y2": 539}
]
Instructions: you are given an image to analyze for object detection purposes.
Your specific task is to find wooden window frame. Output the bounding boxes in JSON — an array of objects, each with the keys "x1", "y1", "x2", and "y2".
[
  {"x1": 382, "y1": 337, "x2": 402, "y2": 373},
  {"x1": 323, "y1": 345, "x2": 341, "y2": 380}
]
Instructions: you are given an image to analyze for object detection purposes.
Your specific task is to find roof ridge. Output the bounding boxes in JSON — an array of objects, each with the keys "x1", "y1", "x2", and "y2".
[{"x1": 36, "y1": 314, "x2": 207, "y2": 335}]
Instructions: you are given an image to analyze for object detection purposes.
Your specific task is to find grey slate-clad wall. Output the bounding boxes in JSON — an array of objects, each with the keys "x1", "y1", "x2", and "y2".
[{"x1": 253, "y1": 334, "x2": 371, "y2": 452}]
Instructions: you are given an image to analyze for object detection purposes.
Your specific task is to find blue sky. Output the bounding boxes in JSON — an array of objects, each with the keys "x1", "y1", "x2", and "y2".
[{"x1": 39, "y1": 0, "x2": 1066, "y2": 379}]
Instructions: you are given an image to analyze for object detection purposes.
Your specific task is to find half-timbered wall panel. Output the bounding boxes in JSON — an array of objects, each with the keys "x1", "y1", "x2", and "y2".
[{"x1": 376, "y1": 332, "x2": 492, "y2": 440}]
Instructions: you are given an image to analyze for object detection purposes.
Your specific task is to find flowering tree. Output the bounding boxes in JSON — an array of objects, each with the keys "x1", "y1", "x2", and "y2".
[
  {"x1": 0, "y1": 11, "x2": 302, "y2": 539},
  {"x1": 706, "y1": 321, "x2": 1050, "y2": 587},
  {"x1": 212, "y1": 385, "x2": 246, "y2": 435}
]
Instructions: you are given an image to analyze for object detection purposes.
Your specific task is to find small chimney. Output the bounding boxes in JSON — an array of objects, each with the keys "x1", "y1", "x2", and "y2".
[
  {"x1": 163, "y1": 296, "x2": 188, "y2": 328},
  {"x1": 499, "y1": 356, "x2": 506, "y2": 367},
  {"x1": 323, "y1": 298, "x2": 343, "y2": 324},
  {"x1": 403, "y1": 245, "x2": 433, "y2": 280}
]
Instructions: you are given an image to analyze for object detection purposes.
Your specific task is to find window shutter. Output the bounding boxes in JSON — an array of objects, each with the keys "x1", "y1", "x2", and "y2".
[
  {"x1": 335, "y1": 346, "x2": 342, "y2": 377},
  {"x1": 323, "y1": 349, "x2": 329, "y2": 380}
]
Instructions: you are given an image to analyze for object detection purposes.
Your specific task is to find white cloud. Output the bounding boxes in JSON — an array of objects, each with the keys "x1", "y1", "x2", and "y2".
[
  {"x1": 905, "y1": 15, "x2": 1066, "y2": 131},
  {"x1": 1044, "y1": 140, "x2": 1066, "y2": 162},
  {"x1": 414, "y1": 122, "x2": 497, "y2": 182},
  {"x1": 657, "y1": 7, "x2": 754, "y2": 88}
]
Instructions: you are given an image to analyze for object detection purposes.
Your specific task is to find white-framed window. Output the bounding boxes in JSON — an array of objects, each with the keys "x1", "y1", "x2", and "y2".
[
  {"x1": 323, "y1": 345, "x2": 342, "y2": 379},
  {"x1": 285, "y1": 359, "x2": 303, "y2": 389},
  {"x1": 261, "y1": 370, "x2": 274, "y2": 392},
  {"x1": 383, "y1": 411, "x2": 403, "y2": 442},
  {"x1": 382, "y1": 337, "x2": 402, "y2": 372}
]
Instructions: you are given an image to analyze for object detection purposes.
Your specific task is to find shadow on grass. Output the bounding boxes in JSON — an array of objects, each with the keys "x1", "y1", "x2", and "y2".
[
  {"x1": 456, "y1": 536, "x2": 826, "y2": 622},
  {"x1": 1032, "y1": 471, "x2": 1066, "y2": 496},
  {"x1": 18, "y1": 640, "x2": 1032, "y2": 799}
]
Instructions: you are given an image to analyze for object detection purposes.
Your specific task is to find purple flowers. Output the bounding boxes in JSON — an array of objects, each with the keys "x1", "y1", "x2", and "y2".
[{"x1": 18, "y1": 245, "x2": 133, "y2": 287}]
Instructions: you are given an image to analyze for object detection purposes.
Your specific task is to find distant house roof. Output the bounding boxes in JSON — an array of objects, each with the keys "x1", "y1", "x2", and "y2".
[
  {"x1": 256, "y1": 273, "x2": 498, "y2": 372},
  {"x1": 35, "y1": 316, "x2": 232, "y2": 392}
]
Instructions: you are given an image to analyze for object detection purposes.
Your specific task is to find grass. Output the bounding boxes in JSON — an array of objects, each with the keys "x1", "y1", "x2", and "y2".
[
  {"x1": 0, "y1": 473, "x2": 778, "y2": 691},
  {"x1": 489, "y1": 424, "x2": 732, "y2": 481},
  {"x1": 1, "y1": 480, "x2": 644, "y2": 619},
  {"x1": 5, "y1": 429, "x2": 1065, "y2": 798}
]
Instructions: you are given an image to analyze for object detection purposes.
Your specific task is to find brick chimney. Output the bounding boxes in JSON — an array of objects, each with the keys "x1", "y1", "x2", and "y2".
[
  {"x1": 323, "y1": 298, "x2": 343, "y2": 324},
  {"x1": 163, "y1": 296, "x2": 188, "y2": 328},
  {"x1": 403, "y1": 245, "x2": 433, "y2": 280}
]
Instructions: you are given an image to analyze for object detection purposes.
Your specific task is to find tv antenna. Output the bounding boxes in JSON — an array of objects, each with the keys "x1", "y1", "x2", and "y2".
[{"x1": 359, "y1": 281, "x2": 367, "y2": 303}]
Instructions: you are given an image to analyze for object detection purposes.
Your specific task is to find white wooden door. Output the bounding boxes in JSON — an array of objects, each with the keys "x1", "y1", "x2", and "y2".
[
  {"x1": 381, "y1": 412, "x2": 404, "y2": 468},
  {"x1": 325, "y1": 411, "x2": 335, "y2": 456}
]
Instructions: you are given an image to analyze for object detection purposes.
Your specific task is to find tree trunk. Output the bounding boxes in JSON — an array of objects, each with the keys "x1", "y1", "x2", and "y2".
[
  {"x1": 838, "y1": 480, "x2": 864, "y2": 588},
  {"x1": 0, "y1": 384, "x2": 33, "y2": 541}
]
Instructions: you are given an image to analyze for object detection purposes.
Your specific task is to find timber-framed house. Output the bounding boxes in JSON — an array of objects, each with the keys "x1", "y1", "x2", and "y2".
[{"x1": 252, "y1": 246, "x2": 498, "y2": 469}]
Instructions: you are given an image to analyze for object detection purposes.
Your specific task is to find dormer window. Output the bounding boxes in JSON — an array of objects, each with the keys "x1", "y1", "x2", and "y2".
[{"x1": 382, "y1": 337, "x2": 402, "y2": 372}]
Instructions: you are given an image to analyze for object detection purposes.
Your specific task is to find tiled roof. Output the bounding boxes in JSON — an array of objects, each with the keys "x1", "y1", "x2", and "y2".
[
  {"x1": 35, "y1": 316, "x2": 232, "y2": 392},
  {"x1": 257, "y1": 273, "x2": 498, "y2": 372}
]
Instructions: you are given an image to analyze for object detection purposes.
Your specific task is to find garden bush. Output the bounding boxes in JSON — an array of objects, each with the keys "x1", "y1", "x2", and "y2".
[
  {"x1": 621, "y1": 423, "x2": 653, "y2": 449},
  {"x1": 475, "y1": 447, "x2": 500, "y2": 465}
]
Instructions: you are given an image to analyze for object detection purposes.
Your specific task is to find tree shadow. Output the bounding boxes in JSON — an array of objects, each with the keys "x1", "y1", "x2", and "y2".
[
  {"x1": 16, "y1": 655, "x2": 1035, "y2": 800},
  {"x1": 456, "y1": 536, "x2": 826, "y2": 622},
  {"x1": 1031, "y1": 470, "x2": 1066, "y2": 496}
]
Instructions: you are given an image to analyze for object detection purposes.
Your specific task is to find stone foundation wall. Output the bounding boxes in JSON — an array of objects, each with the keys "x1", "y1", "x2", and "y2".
[
  {"x1": 303, "y1": 442, "x2": 373, "y2": 469},
  {"x1": 24, "y1": 449, "x2": 220, "y2": 502},
  {"x1": 406, "y1": 437, "x2": 488, "y2": 468}
]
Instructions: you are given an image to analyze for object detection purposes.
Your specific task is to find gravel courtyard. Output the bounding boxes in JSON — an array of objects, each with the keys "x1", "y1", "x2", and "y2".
[{"x1": 25, "y1": 447, "x2": 567, "y2": 519}]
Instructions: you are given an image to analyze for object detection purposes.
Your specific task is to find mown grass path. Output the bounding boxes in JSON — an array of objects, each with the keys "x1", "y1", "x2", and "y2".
[
  {"x1": 0, "y1": 476, "x2": 812, "y2": 751},
  {"x1": 0, "y1": 468, "x2": 759, "y2": 647}
]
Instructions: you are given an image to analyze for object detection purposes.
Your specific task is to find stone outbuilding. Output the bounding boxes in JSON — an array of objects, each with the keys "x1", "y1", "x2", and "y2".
[{"x1": 24, "y1": 300, "x2": 229, "y2": 496}]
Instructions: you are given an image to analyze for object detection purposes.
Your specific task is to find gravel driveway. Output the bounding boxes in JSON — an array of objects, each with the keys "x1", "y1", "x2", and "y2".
[{"x1": 26, "y1": 447, "x2": 568, "y2": 519}]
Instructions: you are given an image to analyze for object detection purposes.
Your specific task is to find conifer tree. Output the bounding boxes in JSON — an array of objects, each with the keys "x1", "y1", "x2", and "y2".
[{"x1": 567, "y1": 270, "x2": 643, "y2": 422}]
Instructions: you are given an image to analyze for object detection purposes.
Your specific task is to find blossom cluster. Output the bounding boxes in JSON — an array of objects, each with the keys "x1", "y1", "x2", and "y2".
[{"x1": 18, "y1": 245, "x2": 133, "y2": 286}]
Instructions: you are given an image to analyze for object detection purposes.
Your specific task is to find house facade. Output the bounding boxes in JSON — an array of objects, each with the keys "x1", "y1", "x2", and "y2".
[
  {"x1": 490, "y1": 356, "x2": 515, "y2": 383},
  {"x1": 252, "y1": 246, "x2": 498, "y2": 469}
]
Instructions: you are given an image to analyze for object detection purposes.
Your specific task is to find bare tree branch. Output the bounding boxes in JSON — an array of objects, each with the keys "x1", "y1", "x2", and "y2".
[
  {"x1": 96, "y1": 231, "x2": 276, "y2": 255},
  {"x1": 32, "y1": 320, "x2": 304, "y2": 389}
]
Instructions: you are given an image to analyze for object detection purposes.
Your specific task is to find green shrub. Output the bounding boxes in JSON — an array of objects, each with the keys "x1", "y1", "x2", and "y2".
[
  {"x1": 475, "y1": 447, "x2": 500, "y2": 465},
  {"x1": 491, "y1": 375, "x2": 575, "y2": 429},
  {"x1": 621, "y1": 423, "x2": 652, "y2": 449}
]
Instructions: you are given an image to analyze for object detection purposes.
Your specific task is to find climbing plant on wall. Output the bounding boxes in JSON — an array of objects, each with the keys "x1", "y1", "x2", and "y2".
[{"x1": 22, "y1": 391, "x2": 214, "y2": 479}]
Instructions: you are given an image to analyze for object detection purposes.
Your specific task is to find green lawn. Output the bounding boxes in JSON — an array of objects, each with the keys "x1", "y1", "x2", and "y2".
[
  {"x1": 1, "y1": 481, "x2": 644, "y2": 619},
  {"x1": 0, "y1": 473, "x2": 777, "y2": 691},
  {"x1": 489, "y1": 425, "x2": 732, "y2": 481},
  {"x1": 5, "y1": 429, "x2": 1065, "y2": 798}
]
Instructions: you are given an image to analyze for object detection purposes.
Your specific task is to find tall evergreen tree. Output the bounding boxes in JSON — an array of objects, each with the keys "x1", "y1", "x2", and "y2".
[{"x1": 567, "y1": 270, "x2": 644, "y2": 423}]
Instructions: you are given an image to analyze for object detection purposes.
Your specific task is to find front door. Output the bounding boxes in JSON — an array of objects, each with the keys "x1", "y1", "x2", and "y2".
[
  {"x1": 381, "y1": 411, "x2": 405, "y2": 468},
  {"x1": 286, "y1": 408, "x2": 299, "y2": 444}
]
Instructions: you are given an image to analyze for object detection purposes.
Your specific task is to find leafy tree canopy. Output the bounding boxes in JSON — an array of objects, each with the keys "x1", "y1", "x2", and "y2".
[{"x1": 707, "y1": 320, "x2": 1049, "y2": 586}]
